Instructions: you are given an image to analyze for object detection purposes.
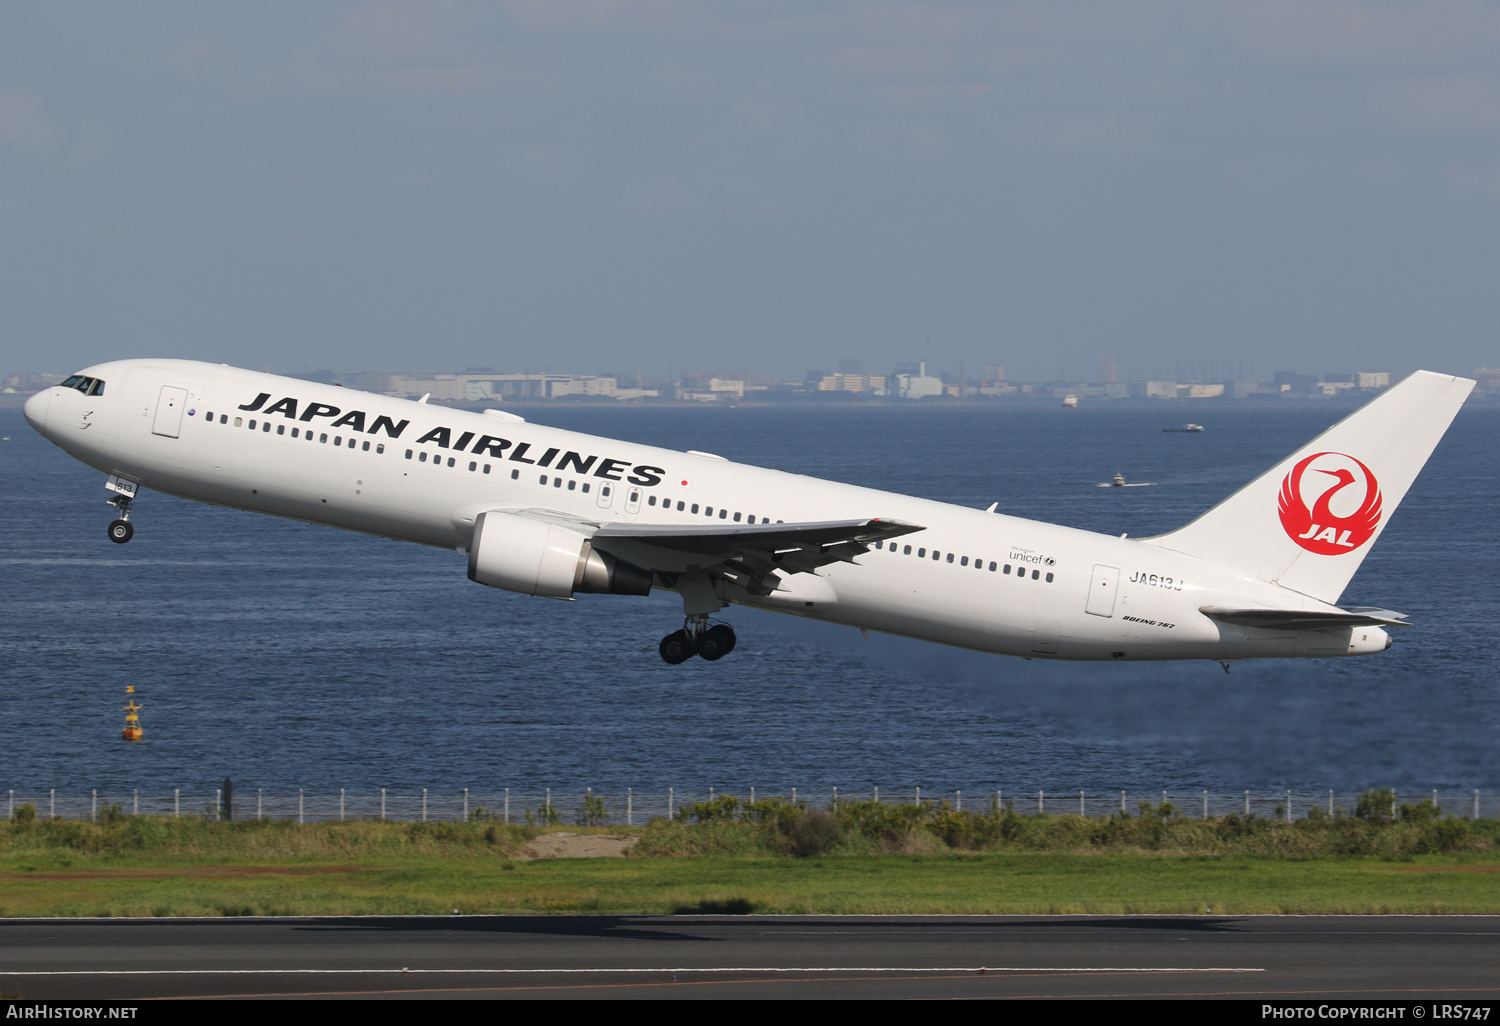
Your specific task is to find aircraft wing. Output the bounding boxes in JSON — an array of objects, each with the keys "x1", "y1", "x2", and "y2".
[
  {"x1": 590, "y1": 517, "x2": 925, "y2": 591},
  {"x1": 1199, "y1": 606, "x2": 1410, "y2": 630}
]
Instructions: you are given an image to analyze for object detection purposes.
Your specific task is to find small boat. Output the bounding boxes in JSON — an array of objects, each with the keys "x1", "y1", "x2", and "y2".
[
  {"x1": 1063, "y1": 394, "x2": 1078, "y2": 408},
  {"x1": 1111, "y1": 471, "x2": 1125, "y2": 487},
  {"x1": 1163, "y1": 423, "x2": 1204, "y2": 433}
]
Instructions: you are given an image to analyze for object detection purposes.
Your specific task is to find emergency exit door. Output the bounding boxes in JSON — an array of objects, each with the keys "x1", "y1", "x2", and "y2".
[
  {"x1": 152, "y1": 386, "x2": 188, "y2": 438},
  {"x1": 1086, "y1": 563, "x2": 1119, "y2": 617}
]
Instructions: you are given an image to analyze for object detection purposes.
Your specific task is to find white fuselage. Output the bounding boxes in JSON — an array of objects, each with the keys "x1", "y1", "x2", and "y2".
[{"x1": 24, "y1": 359, "x2": 1392, "y2": 663}]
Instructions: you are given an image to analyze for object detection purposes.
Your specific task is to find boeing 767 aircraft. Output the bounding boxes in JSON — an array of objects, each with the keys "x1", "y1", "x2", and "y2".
[{"x1": 23, "y1": 361, "x2": 1473, "y2": 667}]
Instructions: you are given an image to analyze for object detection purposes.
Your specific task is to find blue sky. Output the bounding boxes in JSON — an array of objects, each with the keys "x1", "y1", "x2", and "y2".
[{"x1": 2, "y1": 1, "x2": 1496, "y2": 381}]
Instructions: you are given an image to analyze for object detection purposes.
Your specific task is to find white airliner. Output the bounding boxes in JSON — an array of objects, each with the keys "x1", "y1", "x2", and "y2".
[{"x1": 23, "y1": 360, "x2": 1473, "y2": 668}]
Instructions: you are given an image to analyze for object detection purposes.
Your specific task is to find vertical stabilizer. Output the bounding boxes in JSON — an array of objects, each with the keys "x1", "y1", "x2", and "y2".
[{"x1": 1148, "y1": 370, "x2": 1474, "y2": 604}]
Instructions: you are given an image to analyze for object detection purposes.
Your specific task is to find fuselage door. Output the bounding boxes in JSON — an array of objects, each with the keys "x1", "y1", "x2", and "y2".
[
  {"x1": 1085, "y1": 563, "x2": 1120, "y2": 617},
  {"x1": 625, "y1": 486, "x2": 642, "y2": 514},
  {"x1": 596, "y1": 480, "x2": 616, "y2": 510},
  {"x1": 151, "y1": 386, "x2": 189, "y2": 438}
]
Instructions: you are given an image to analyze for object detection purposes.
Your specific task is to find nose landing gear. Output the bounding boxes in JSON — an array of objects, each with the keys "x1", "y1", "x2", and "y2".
[
  {"x1": 107, "y1": 494, "x2": 134, "y2": 544},
  {"x1": 658, "y1": 615, "x2": 737, "y2": 664}
]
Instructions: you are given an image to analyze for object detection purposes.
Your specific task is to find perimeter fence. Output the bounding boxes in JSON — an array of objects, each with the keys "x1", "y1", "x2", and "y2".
[{"x1": 4, "y1": 787, "x2": 1497, "y2": 826}]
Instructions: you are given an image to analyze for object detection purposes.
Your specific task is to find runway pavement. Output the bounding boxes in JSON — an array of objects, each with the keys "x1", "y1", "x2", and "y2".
[{"x1": 3, "y1": 914, "x2": 1499, "y2": 1000}]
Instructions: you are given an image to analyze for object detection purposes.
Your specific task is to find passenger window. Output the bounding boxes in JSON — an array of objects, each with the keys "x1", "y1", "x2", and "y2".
[
  {"x1": 205, "y1": 411, "x2": 213, "y2": 421},
  {"x1": 333, "y1": 436, "x2": 340, "y2": 445},
  {"x1": 540, "y1": 474, "x2": 548, "y2": 484},
  {"x1": 988, "y1": 562, "x2": 996, "y2": 571},
  {"x1": 719, "y1": 509, "x2": 727, "y2": 519},
  {"x1": 483, "y1": 464, "x2": 490, "y2": 474},
  {"x1": 1045, "y1": 572, "x2": 1054, "y2": 583},
  {"x1": 362, "y1": 440, "x2": 370, "y2": 451},
  {"x1": 469, "y1": 461, "x2": 477, "y2": 471},
  {"x1": 704, "y1": 506, "x2": 712, "y2": 516},
  {"x1": 1003, "y1": 564, "x2": 1011, "y2": 574},
  {"x1": 677, "y1": 501, "x2": 685, "y2": 511},
  {"x1": 553, "y1": 477, "x2": 561, "y2": 487},
  {"x1": 1031, "y1": 569, "x2": 1039, "y2": 579},
  {"x1": 692, "y1": 504, "x2": 700, "y2": 514},
  {"x1": 292, "y1": 428, "x2": 300, "y2": 438},
  {"x1": 405, "y1": 449, "x2": 413, "y2": 459},
  {"x1": 960, "y1": 556, "x2": 968, "y2": 566},
  {"x1": 320, "y1": 433, "x2": 328, "y2": 443},
  {"x1": 918, "y1": 548, "x2": 926, "y2": 558},
  {"x1": 649, "y1": 495, "x2": 657, "y2": 506},
  {"x1": 582, "y1": 483, "x2": 590, "y2": 492},
  {"x1": 511, "y1": 469, "x2": 519, "y2": 480},
  {"x1": 277, "y1": 425, "x2": 285, "y2": 435},
  {"x1": 420, "y1": 452, "x2": 428, "y2": 462},
  {"x1": 376, "y1": 444, "x2": 384, "y2": 454},
  {"x1": 733, "y1": 512, "x2": 741, "y2": 522},
  {"x1": 220, "y1": 414, "x2": 228, "y2": 424},
  {"x1": 264, "y1": 422, "x2": 272, "y2": 432},
  {"x1": 234, "y1": 417, "x2": 243, "y2": 427},
  {"x1": 903, "y1": 545, "x2": 912, "y2": 555},
  {"x1": 946, "y1": 553, "x2": 954, "y2": 563},
  {"x1": 567, "y1": 480, "x2": 576, "y2": 490}
]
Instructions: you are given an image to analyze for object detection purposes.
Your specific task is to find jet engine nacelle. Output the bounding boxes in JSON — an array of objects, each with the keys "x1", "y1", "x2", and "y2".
[{"x1": 466, "y1": 510, "x2": 652, "y2": 598}]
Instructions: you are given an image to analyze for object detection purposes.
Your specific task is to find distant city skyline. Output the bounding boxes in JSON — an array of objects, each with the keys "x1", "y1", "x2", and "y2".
[{"x1": 2, "y1": 4, "x2": 1497, "y2": 382}]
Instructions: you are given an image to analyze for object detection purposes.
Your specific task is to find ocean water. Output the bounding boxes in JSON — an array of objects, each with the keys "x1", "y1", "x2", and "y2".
[{"x1": 3, "y1": 398, "x2": 1498, "y2": 799}]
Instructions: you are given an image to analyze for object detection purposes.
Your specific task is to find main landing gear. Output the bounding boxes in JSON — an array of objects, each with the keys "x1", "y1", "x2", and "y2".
[
  {"x1": 659, "y1": 615, "x2": 737, "y2": 664},
  {"x1": 107, "y1": 494, "x2": 134, "y2": 544}
]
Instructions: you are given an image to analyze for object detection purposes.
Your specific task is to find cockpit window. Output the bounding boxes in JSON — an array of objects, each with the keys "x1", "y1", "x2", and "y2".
[{"x1": 58, "y1": 375, "x2": 104, "y2": 396}]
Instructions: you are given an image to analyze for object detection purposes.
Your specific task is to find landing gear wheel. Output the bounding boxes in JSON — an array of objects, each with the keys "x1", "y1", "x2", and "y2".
[
  {"x1": 659, "y1": 630, "x2": 694, "y2": 665},
  {"x1": 107, "y1": 519, "x2": 134, "y2": 544},
  {"x1": 696, "y1": 624, "x2": 737, "y2": 661}
]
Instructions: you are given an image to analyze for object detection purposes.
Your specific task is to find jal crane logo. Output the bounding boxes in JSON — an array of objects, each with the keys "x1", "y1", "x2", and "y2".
[{"x1": 1277, "y1": 451, "x2": 1383, "y2": 555}]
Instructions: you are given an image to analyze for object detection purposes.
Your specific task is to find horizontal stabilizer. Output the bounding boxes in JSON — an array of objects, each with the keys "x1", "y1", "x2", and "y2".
[{"x1": 1199, "y1": 606, "x2": 1410, "y2": 631}]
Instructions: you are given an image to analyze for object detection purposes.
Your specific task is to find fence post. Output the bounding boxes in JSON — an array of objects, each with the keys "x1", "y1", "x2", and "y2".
[
  {"x1": 504, "y1": 787, "x2": 509, "y2": 824},
  {"x1": 464, "y1": 788, "x2": 469, "y2": 822},
  {"x1": 381, "y1": 788, "x2": 386, "y2": 820},
  {"x1": 1329, "y1": 790, "x2": 1334, "y2": 817},
  {"x1": 7, "y1": 791, "x2": 10, "y2": 820},
  {"x1": 134, "y1": 789, "x2": 139, "y2": 816},
  {"x1": 50, "y1": 789, "x2": 55, "y2": 820},
  {"x1": 299, "y1": 788, "x2": 304, "y2": 824},
  {"x1": 1244, "y1": 790, "x2": 1249, "y2": 816},
  {"x1": 1121, "y1": 791, "x2": 1125, "y2": 815},
  {"x1": 174, "y1": 788, "x2": 179, "y2": 818},
  {"x1": 627, "y1": 788, "x2": 633, "y2": 827},
  {"x1": 668, "y1": 787, "x2": 674, "y2": 820},
  {"x1": 957, "y1": 790, "x2": 962, "y2": 812},
  {"x1": 423, "y1": 788, "x2": 428, "y2": 822},
  {"x1": 1038, "y1": 790, "x2": 1043, "y2": 816},
  {"x1": 1476, "y1": 789, "x2": 1481, "y2": 820},
  {"x1": 1080, "y1": 790, "x2": 1085, "y2": 817},
  {"x1": 258, "y1": 789, "x2": 263, "y2": 821},
  {"x1": 92, "y1": 789, "x2": 97, "y2": 822},
  {"x1": 1287, "y1": 789, "x2": 1292, "y2": 821},
  {"x1": 750, "y1": 787, "x2": 755, "y2": 806},
  {"x1": 915, "y1": 786, "x2": 920, "y2": 807},
  {"x1": 340, "y1": 789, "x2": 345, "y2": 821},
  {"x1": 1203, "y1": 791, "x2": 1207, "y2": 819}
]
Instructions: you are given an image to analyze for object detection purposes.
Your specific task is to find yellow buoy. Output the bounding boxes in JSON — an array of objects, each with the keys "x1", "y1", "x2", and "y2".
[{"x1": 122, "y1": 684, "x2": 143, "y2": 742}]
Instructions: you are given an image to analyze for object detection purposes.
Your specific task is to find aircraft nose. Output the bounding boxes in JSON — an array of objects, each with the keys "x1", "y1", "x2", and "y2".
[{"x1": 23, "y1": 389, "x2": 49, "y2": 435}]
